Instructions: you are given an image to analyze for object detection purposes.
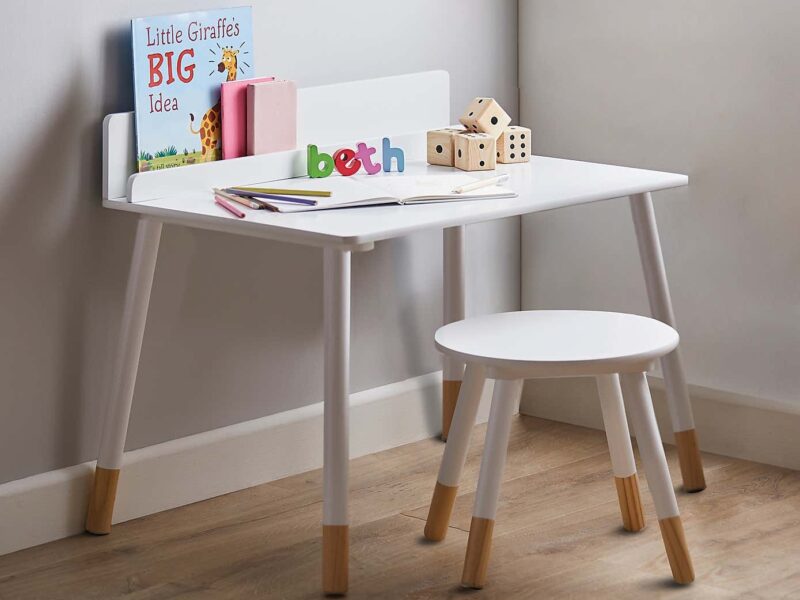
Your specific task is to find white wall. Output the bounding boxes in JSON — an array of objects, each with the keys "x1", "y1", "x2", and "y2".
[
  {"x1": 0, "y1": 0, "x2": 519, "y2": 484},
  {"x1": 519, "y1": 1, "x2": 800, "y2": 406}
]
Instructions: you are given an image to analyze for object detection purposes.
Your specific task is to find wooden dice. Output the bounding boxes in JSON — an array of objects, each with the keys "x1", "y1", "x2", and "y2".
[
  {"x1": 497, "y1": 126, "x2": 531, "y2": 163},
  {"x1": 454, "y1": 132, "x2": 496, "y2": 171},
  {"x1": 427, "y1": 127, "x2": 467, "y2": 166},
  {"x1": 428, "y1": 97, "x2": 528, "y2": 171},
  {"x1": 459, "y1": 98, "x2": 511, "y2": 139}
]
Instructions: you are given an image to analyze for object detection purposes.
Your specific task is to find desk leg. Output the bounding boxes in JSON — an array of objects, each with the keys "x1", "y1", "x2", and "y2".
[
  {"x1": 322, "y1": 247, "x2": 351, "y2": 595},
  {"x1": 442, "y1": 226, "x2": 466, "y2": 441},
  {"x1": 86, "y1": 217, "x2": 162, "y2": 534},
  {"x1": 629, "y1": 193, "x2": 706, "y2": 492}
]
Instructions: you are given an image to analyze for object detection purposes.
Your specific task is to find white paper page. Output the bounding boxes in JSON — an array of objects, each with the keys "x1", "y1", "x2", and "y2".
[
  {"x1": 241, "y1": 176, "x2": 396, "y2": 213},
  {"x1": 351, "y1": 172, "x2": 516, "y2": 202},
  {"x1": 353, "y1": 173, "x2": 477, "y2": 200}
]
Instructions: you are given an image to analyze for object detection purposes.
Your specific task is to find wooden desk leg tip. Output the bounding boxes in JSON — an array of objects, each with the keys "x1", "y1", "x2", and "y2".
[
  {"x1": 85, "y1": 467, "x2": 120, "y2": 535},
  {"x1": 424, "y1": 482, "x2": 458, "y2": 541},
  {"x1": 659, "y1": 516, "x2": 695, "y2": 584},
  {"x1": 461, "y1": 517, "x2": 494, "y2": 589},
  {"x1": 674, "y1": 429, "x2": 706, "y2": 493},
  {"x1": 323, "y1": 524, "x2": 349, "y2": 595},
  {"x1": 441, "y1": 380, "x2": 461, "y2": 442},
  {"x1": 615, "y1": 474, "x2": 645, "y2": 532}
]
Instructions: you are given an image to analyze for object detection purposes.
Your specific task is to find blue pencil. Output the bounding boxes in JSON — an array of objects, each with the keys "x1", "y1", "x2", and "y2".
[{"x1": 224, "y1": 188, "x2": 318, "y2": 206}]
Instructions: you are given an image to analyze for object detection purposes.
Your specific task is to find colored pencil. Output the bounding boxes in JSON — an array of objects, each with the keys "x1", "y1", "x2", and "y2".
[
  {"x1": 224, "y1": 188, "x2": 318, "y2": 206},
  {"x1": 229, "y1": 186, "x2": 331, "y2": 198},
  {"x1": 214, "y1": 195, "x2": 246, "y2": 218},
  {"x1": 213, "y1": 188, "x2": 262, "y2": 209}
]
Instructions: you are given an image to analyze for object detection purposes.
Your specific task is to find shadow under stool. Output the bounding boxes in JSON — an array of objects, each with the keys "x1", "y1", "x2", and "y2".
[{"x1": 423, "y1": 310, "x2": 695, "y2": 589}]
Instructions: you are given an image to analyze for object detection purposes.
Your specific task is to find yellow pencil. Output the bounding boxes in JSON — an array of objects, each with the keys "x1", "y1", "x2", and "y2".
[{"x1": 230, "y1": 186, "x2": 332, "y2": 198}]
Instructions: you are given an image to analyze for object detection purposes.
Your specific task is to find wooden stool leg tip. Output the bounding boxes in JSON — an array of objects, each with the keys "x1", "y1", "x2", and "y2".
[
  {"x1": 441, "y1": 380, "x2": 461, "y2": 441},
  {"x1": 461, "y1": 517, "x2": 494, "y2": 589},
  {"x1": 659, "y1": 516, "x2": 695, "y2": 584},
  {"x1": 424, "y1": 482, "x2": 458, "y2": 541},
  {"x1": 615, "y1": 474, "x2": 646, "y2": 532},
  {"x1": 85, "y1": 467, "x2": 120, "y2": 535},
  {"x1": 674, "y1": 429, "x2": 706, "y2": 493},
  {"x1": 323, "y1": 524, "x2": 349, "y2": 595}
]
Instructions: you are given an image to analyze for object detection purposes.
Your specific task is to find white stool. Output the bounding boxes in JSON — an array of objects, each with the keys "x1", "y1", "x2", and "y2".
[{"x1": 424, "y1": 310, "x2": 694, "y2": 589}]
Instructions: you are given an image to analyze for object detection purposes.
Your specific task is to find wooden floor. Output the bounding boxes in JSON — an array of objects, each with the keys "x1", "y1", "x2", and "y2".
[{"x1": 1, "y1": 416, "x2": 799, "y2": 599}]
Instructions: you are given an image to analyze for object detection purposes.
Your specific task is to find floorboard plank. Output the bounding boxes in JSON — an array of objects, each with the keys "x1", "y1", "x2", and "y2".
[{"x1": 0, "y1": 416, "x2": 797, "y2": 599}]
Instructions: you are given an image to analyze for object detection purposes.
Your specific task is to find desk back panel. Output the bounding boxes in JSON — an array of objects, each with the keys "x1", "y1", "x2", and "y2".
[{"x1": 104, "y1": 70, "x2": 450, "y2": 203}]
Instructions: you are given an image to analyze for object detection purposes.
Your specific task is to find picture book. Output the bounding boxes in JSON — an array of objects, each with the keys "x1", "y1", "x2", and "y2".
[{"x1": 131, "y1": 7, "x2": 253, "y2": 172}]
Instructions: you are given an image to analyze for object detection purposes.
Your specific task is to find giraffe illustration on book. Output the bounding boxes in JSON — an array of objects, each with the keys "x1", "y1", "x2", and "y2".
[{"x1": 189, "y1": 47, "x2": 240, "y2": 162}]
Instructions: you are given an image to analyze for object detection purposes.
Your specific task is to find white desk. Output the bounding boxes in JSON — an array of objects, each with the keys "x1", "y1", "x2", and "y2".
[
  {"x1": 90, "y1": 72, "x2": 702, "y2": 595},
  {"x1": 103, "y1": 157, "x2": 683, "y2": 250}
]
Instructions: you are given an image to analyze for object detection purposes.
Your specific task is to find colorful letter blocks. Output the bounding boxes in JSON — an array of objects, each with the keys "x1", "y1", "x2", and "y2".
[
  {"x1": 307, "y1": 138, "x2": 405, "y2": 178},
  {"x1": 458, "y1": 97, "x2": 511, "y2": 139},
  {"x1": 497, "y1": 126, "x2": 531, "y2": 164},
  {"x1": 454, "y1": 132, "x2": 496, "y2": 171}
]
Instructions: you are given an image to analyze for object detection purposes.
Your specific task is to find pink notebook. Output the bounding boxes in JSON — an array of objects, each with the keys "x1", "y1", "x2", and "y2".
[
  {"x1": 247, "y1": 80, "x2": 298, "y2": 156},
  {"x1": 220, "y1": 76, "x2": 275, "y2": 160}
]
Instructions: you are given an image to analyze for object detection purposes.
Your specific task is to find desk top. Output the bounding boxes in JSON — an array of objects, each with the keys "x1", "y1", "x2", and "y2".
[{"x1": 103, "y1": 156, "x2": 687, "y2": 250}]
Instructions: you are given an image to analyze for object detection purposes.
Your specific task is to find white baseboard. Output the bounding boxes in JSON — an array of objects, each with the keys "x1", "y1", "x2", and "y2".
[
  {"x1": 520, "y1": 376, "x2": 800, "y2": 471},
  {"x1": 0, "y1": 371, "x2": 494, "y2": 557}
]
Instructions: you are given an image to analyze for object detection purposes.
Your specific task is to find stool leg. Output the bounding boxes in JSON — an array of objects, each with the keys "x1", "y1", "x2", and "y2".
[
  {"x1": 596, "y1": 374, "x2": 644, "y2": 532},
  {"x1": 621, "y1": 373, "x2": 695, "y2": 584},
  {"x1": 630, "y1": 192, "x2": 706, "y2": 492},
  {"x1": 425, "y1": 364, "x2": 486, "y2": 541},
  {"x1": 462, "y1": 379, "x2": 523, "y2": 589}
]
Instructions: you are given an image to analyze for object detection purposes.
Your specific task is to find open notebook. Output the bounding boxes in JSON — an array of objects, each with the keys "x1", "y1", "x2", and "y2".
[{"x1": 232, "y1": 173, "x2": 516, "y2": 213}]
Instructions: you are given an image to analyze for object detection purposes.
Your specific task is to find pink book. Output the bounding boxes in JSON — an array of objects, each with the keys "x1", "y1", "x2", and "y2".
[
  {"x1": 220, "y1": 76, "x2": 275, "y2": 160},
  {"x1": 247, "y1": 80, "x2": 298, "y2": 156}
]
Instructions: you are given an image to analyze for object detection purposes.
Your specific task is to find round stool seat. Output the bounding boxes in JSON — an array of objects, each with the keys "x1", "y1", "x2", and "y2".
[{"x1": 435, "y1": 310, "x2": 678, "y2": 377}]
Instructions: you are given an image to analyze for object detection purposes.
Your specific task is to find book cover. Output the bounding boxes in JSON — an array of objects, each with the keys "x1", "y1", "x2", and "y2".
[
  {"x1": 220, "y1": 76, "x2": 274, "y2": 160},
  {"x1": 131, "y1": 7, "x2": 253, "y2": 171},
  {"x1": 247, "y1": 80, "x2": 298, "y2": 156}
]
